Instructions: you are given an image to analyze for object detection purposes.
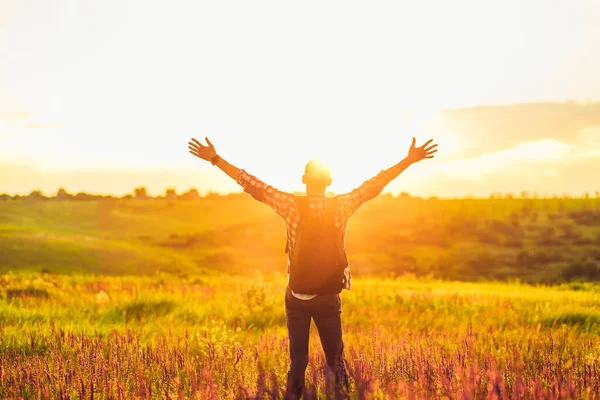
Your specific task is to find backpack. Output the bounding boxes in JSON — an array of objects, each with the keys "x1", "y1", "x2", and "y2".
[{"x1": 287, "y1": 196, "x2": 349, "y2": 294}]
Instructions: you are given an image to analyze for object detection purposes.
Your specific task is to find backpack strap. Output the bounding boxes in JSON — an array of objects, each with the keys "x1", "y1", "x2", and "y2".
[{"x1": 285, "y1": 197, "x2": 308, "y2": 253}]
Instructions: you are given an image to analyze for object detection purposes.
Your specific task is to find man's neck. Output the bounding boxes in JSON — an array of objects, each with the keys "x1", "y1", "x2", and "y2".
[{"x1": 305, "y1": 186, "x2": 326, "y2": 197}]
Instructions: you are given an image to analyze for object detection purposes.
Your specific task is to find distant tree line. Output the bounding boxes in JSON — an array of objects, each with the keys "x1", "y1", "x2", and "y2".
[
  {"x1": 0, "y1": 187, "x2": 249, "y2": 201},
  {"x1": 489, "y1": 191, "x2": 600, "y2": 200},
  {"x1": 1, "y1": 188, "x2": 598, "y2": 201}
]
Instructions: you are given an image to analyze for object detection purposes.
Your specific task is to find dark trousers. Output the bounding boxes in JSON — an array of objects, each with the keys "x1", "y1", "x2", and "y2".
[{"x1": 284, "y1": 286, "x2": 349, "y2": 399}]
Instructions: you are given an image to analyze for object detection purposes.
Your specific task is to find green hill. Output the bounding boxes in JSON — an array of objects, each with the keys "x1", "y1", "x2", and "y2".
[{"x1": 1, "y1": 196, "x2": 600, "y2": 283}]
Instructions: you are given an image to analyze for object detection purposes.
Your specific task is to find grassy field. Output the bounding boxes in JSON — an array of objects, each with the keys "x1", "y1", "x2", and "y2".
[
  {"x1": 1, "y1": 272, "x2": 599, "y2": 398},
  {"x1": 1, "y1": 197, "x2": 600, "y2": 398}
]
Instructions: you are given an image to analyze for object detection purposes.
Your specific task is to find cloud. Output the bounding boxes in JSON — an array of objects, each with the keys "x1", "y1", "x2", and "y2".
[
  {"x1": 0, "y1": 111, "x2": 62, "y2": 129},
  {"x1": 575, "y1": 125, "x2": 600, "y2": 149},
  {"x1": 436, "y1": 138, "x2": 570, "y2": 182},
  {"x1": 434, "y1": 101, "x2": 600, "y2": 159},
  {"x1": 0, "y1": 111, "x2": 67, "y2": 164},
  {"x1": 0, "y1": 112, "x2": 31, "y2": 120},
  {"x1": 382, "y1": 120, "x2": 600, "y2": 197},
  {"x1": 411, "y1": 128, "x2": 600, "y2": 197}
]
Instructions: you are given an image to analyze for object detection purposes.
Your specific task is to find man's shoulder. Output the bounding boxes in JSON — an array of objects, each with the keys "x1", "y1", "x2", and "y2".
[{"x1": 329, "y1": 194, "x2": 346, "y2": 204}]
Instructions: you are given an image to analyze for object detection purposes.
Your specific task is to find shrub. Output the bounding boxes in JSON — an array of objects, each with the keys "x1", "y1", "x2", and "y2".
[
  {"x1": 119, "y1": 299, "x2": 176, "y2": 322},
  {"x1": 6, "y1": 287, "x2": 50, "y2": 300},
  {"x1": 569, "y1": 210, "x2": 600, "y2": 226},
  {"x1": 562, "y1": 262, "x2": 600, "y2": 281}
]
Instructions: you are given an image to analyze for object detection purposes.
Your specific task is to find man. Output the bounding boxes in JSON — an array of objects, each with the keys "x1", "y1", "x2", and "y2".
[{"x1": 188, "y1": 137, "x2": 438, "y2": 399}]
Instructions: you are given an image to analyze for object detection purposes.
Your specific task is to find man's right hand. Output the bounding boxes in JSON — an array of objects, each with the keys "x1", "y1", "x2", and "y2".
[{"x1": 188, "y1": 137, "x2": 217, "y2": 163}]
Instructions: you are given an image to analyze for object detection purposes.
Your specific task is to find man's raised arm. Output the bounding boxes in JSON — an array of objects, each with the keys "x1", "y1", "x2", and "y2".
[
  {"x1": 338, "y1": 137, "x2": 438, "y2": 218},
  {"x1": 384, "y1": 138, "x2": 438, "y2": 181},
  {"x1": 188, "y1": 137, "x2": 295, "y2": 218},
  {"x1": 188, "y1": 137, "x2": 241, "y2": 181}
]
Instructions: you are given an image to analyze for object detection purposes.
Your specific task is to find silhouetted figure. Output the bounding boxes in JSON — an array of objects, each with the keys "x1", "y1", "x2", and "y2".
[{"x1": 188, "y1": 136, "x2": 438, "y2": 399}]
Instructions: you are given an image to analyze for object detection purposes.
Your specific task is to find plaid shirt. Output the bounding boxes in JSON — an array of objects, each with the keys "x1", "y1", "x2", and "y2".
[{"x1": 237, "y1": 169, "x2": 391, "y2": 291}]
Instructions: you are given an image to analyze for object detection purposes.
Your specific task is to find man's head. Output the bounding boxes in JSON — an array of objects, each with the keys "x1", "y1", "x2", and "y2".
[{"x1": 302, "y1": 159, "x2": 332, "y2": 195}]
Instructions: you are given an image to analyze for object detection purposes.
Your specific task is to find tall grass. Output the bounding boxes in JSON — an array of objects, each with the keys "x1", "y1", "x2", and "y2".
[{"x1": 1, "y1": 272, "x2": 599, "y2": 398}]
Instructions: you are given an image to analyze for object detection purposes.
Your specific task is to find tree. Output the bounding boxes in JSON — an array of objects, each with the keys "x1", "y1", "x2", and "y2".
[
  {"x1": 74, "y1": 192, "x2": 94, "y2": 201},
  {"x1": 134, "y1": 186, "x2": 149, "y2": 200},
  {"x1": 55, "y1": 188, "x2": 72, "y2": 200},
  {"x1": 27, "y1": 190, "x2": 47, "y2": 201},
  {"x1": 165, "y1": 188, "x2": 177, "y2": 200},
  {"x1": 205, "y1": 190, "x2": 222, "y2": 199},
  {"x1": 179, "y1": 188, "x2": 200, "y2": 200}
]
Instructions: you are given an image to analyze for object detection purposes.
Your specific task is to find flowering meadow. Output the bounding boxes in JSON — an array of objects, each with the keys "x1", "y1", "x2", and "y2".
[{"x1": 1, "y1": 272, "x2": 599, "y2": 399}]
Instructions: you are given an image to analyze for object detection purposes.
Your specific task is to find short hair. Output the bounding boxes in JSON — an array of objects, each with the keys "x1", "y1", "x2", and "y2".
[{"x1": 304, "y1": 159, "x2": 331, "y2": 182}]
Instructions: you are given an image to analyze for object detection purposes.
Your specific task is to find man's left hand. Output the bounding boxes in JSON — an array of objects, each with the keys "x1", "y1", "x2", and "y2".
[{"x1": 407, "y1": 138, "x2": 438, "y2": 163}]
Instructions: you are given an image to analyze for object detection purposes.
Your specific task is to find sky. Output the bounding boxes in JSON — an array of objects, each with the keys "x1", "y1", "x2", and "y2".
[{"x1": 1, "y1": 0, "x2": 599, "y2": 197}]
